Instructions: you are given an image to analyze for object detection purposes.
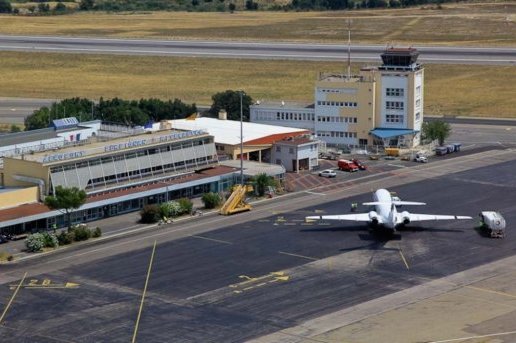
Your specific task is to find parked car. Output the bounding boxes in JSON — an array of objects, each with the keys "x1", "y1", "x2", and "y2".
[
  {"x1": 319, "y1": 169, "x2": 337, "y2": 178},
  {"x1": 414, "y1": 155, "x2": 428, "y2": 163}
]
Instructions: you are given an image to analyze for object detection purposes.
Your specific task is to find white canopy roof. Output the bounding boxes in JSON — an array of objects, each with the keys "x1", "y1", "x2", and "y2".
[{"x1": 169, "y1": 118, "x2": 307, "y2": 145}]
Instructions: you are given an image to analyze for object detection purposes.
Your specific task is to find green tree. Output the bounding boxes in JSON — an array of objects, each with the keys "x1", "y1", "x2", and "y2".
[
  {"x1": 209, "y1": 90, "x2": 253, "y2": 121},
  {"x1": 44, "y1": 186, "x2": 87, "y2": 230},
  {"x1": 254, "y1": 173, "x2": 275, "y2": 196},
  {"x1": 0, "y1": 0, "x2": 12, "y2": 13},
  {"x1": 38, "y1": 2, "x2": 50, "y2": 13},
  {"x1": 79, "y1": 0, "x2": 95, "y2": 10},
  {"x1": 25, "y1": 106, "x2": 51, "y2": 131},
  {"x1": 54, "y1": 2, "x2": 67, "y2": 13},
  {"x1": 422, "y1": 120, "x2": 451, "y2": 146}
]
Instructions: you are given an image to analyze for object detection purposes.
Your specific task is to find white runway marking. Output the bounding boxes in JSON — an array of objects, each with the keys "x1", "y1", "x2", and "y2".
[{"x1": 427, "y1": 330, "x2": 516, "y2": 343}]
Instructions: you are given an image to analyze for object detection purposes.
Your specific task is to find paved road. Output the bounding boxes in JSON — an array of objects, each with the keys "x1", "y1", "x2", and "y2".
[
  {"x1": 0, "y1": 148, "x2": 515, "y2": 342},
  {"x1": 0, "y1": 97, "x2": 54, "y2": 124},
  {"x1": 1, "y1": 35, "x2": 515, "y2": 65}
]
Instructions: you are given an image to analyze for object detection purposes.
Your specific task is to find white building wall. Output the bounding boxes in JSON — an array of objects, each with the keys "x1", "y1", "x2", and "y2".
[
  {"x1": 271, "y1": 142, "x2": 318, "y2": 172},
  {"x1": 380, "y1": 75, "x2": 408, "y2": 129},
  {"x1": 414, "y1": 71, "x2": 423, "y2": 132},
  {"x1": 250, "y1": 106, "x2": 316, "y2": 132}
]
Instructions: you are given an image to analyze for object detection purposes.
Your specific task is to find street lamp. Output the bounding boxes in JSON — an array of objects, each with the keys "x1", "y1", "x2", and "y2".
[{"x1": 239, "y1": 90, "x2": 244, "y2": 186}]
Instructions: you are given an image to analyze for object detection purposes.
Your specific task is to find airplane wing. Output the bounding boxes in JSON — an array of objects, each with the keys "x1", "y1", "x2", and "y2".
[
  {"x1": 363, "y1": 201, "x2": 426, "y2": 206},
  {"x1": 407, "y1": 214, "x2": 472, "y2": 222},
  {"x1": 306, "y1": 213, "x2": 378, "y2": 222}
]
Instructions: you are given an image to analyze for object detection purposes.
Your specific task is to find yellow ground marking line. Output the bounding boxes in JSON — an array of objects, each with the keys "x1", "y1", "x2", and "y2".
[
  {"x1": 132, "y1": 240, "x2": 157, "y2": 343},
  {"x1": 0, "y1": 272, "x2": 27, "y2": 324},
  {"x1": 465, "y1": 285, "x2": 516, "y2": 300},
  {"x1": 190, "y1": 235, "x2": 232, "y2": 245},
  {"x1": 279, "y1": 251, "x2": 318, "y2": 261},
  {"x1": 230, "y1": 271, "x2": 288, "y2": 290},
  {"x1": 427, "y1": 329, "x2": 516, "y2": 343},
  {"x1": 398, "y1": 248, "x2": 410, "y2": 270}
]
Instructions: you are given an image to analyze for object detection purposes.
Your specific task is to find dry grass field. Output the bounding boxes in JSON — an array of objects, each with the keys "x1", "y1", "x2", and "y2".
[
  {"x1": 1, "y1": 2, "x2": 515, "y2": 118},
  {"x1": 1, "y1": 51, "x2": 515, "y2": 117},
  {"x1": 1, "y1": 2, "x2": 516, "y2": 46}
]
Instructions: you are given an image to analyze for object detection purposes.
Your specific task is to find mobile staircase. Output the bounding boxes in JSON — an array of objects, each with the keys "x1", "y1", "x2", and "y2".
[{"x1": 220, "y1": 185, "x2": 252, "y2": 215}]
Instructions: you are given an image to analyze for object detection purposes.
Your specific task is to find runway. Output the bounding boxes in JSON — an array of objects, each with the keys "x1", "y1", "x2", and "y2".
[
  {"x1": 1, "y1": 148, "x2": 515, "y2": 342},
  {"x1": 0, "y1": 97, "x2": 54, "y2": 124},
  {"x1": 1, "y1": 35, "x2": 515, "y2": 65}
]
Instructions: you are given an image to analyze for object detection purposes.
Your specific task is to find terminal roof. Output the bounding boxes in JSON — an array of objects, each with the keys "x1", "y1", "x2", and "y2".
[
  {"x1": 169, "y1": 118, "x2": 308, "y2": 146},
  {"x1": 370, "y1": 128, "x2": 419, "y2": 139}
]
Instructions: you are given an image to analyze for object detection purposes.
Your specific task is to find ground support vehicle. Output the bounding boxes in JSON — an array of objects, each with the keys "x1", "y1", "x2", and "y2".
[
  {"x1": 479, "y1": 211, "x2": 506, "y2": 238},
  {"x1": 338, "y1": 159, "x2": 359, "y2": 172}
]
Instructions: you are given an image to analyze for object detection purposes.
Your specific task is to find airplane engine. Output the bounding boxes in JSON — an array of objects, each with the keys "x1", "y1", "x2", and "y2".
[
  {"x1": 368, "y1": 211, "x2": 379, "y2": 225},
  {"x1": 401, "y1": 211, "x2": 411, "y2": 225}
]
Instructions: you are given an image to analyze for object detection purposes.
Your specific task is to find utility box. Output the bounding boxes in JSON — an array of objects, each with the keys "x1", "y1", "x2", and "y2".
[{"x1": 479, "y1": 211, "x2": 506, "y2": 238}]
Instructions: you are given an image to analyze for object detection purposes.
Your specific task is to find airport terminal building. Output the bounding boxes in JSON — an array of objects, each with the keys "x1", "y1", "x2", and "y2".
[
  {"x1": 0, "y1": 123, "x2": 238, "y2": 233},
  {"x1": 250, "y1": 47, "x2": 424, "y2": 148},
  {"x1": 0, "y1": 116, "x2": 317, "y2": 234}
]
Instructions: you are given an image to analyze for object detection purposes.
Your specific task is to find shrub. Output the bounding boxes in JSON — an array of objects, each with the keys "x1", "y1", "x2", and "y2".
[
  {"x1": 42, "y1": 232, "x2": 59, "y2": 248},
  {"x1": 159, "y1": 202, "x2": 173, "y2": 218},
  {"x1": 178, "y1": 197, "x2": 193, "y2": 214},
  {"x1": 202, "y1": 192, "x2": 221, "y2": 209},
  {"x1": 57, "y1": 230, "x2": 72, "y2": 245},
  {"x1": 25, "y1": 233, "x2": 45, "y2": 252},
  {"x1": 0, "y1": 252, "x2": 13, "y2": 262},
  {"x1": 92, "y1": 227, "x2": 102, "y2": 238},
  {"x1": 73, "y1": 225, "x2": 92, "y2": 241},
  {"x1": 140, "y1": 204, "x2": 161, "y2": 223}
]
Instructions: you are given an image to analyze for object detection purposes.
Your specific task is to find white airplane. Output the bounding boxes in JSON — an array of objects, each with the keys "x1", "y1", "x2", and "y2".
[{"x1": 306, "y1": 189, "x2": 472, "y2": 233}]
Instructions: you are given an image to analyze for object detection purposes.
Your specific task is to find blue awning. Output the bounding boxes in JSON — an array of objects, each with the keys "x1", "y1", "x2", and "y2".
[{"x1": 369, "y1": 128, "x2": 419, "y2": 139}]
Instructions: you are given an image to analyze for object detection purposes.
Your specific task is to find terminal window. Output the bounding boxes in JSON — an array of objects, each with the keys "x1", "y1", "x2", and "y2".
[
  {"x1": 386, "y1": 101, "x2": 404, "y2": 110},
  {"x1": 386, "y1": 114, "x2": 404, "y2": 123},
  {"x1": 386, "y1": 88, "x2": 404, "y2": 97}
]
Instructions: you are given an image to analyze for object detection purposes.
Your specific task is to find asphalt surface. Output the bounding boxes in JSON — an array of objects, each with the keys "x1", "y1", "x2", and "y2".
[
  {"x1": 1, "y1": 35, "x2": 515, "y2": 65},
  {"x1": 0, "y1": 149, "x2": 515, "y2": 342},
  {"x1": 0, "y1": 98, "x2": 54, "y2": 124}
]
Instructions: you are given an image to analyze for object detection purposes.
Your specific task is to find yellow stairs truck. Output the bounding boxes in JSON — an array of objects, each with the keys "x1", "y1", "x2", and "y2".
[{"x1": 220, "y1": 185, "x2": 252, "y2": 215}]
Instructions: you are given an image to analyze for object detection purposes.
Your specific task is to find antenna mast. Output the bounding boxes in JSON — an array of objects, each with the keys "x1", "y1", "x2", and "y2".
[{"x1": 347, "y1": 19, "x2": 351, "y2": 81}]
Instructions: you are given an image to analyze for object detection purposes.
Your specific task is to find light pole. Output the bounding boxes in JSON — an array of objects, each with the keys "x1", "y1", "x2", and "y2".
[{"x1": 239, "y1": 90, "x2": 244, "y2": 186}]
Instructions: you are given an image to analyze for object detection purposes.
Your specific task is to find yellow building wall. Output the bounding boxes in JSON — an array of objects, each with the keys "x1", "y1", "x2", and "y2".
[
  {"x1": 3, "y1": 157, "x2": 50, "y2": 194},
  {"x1": 0, "y1": 186, "x2": 39, "y2": 210},
  {"x1": 316, "y1": 74, "x2": 377, "y2": 144},
  {"x1": 217, "y1": 144, "x2": 271, "y2": 161}
]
